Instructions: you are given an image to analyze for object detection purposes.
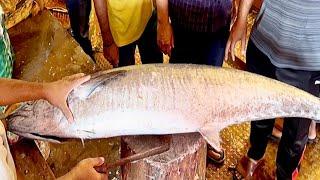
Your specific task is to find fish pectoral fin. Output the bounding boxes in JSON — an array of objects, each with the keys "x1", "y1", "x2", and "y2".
[
  {"x1": 73, "y1": 69, "x2": 127, "y2": 99},
  {"x1": 198, "y1": 123, "x2": 223, "y2": 152}
]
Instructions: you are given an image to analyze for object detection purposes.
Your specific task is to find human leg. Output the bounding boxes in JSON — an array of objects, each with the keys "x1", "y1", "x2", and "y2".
[
  {"x1": 137, "y1": 12, "x2": 163, "y2": 64},
  {"x1": 66, "y1": 0, "x2": 93, "y2": 58},
  {"x1": 118, "y1": 43, "x2": 136, "y2": 67},
  {"x1": 275, "y1": 69, "x2": 320, "y2": 179}
]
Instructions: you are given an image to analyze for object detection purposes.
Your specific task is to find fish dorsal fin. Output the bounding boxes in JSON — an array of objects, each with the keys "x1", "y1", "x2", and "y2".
[
  {"x1": 73, "y1": 69, "x2": 127, "y2": 99},
  {"x1": 198, "y1": 122, "x2": 224, "y2": 152}
]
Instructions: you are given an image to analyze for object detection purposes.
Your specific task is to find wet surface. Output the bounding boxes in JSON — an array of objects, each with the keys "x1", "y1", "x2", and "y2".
[
  {"x1": 9, "y1": 10, "x2": 97, "y2": 82},
  {"x1": 7, "y1": 7, "x2": 320, "y2": 180}
]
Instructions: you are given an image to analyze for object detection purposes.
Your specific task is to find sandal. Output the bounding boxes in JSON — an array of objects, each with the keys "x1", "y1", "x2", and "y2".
[
  {"x1": 207, "y1": 145, "x2": 225, "y2": 164},
  {"x1": 235, "y1": 156, "x2": 265, "y2": 179},
  {"x1": 307, "y1": 137, "x2": 317, "y2": 144},
  {"x1": 267, "y1": 134, "x2": 281, "y2": 143}
]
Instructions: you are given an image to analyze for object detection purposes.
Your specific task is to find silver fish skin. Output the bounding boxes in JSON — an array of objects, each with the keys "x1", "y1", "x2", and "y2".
[{"x1": 7, "y1": 64, "x2": 320, "y2": 150}]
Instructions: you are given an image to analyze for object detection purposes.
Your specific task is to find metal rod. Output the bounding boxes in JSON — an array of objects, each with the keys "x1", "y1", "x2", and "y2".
[{"x1": 95, "y1": 136, "x2": 171, "y2": 173}]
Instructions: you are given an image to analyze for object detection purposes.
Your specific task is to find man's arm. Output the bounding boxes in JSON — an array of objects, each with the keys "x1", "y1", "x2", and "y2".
[
  {"x1": 0, "y1": 79, "x2": 46, "y2": 106},
  {"x1": 156, "y1": 0, "x2": 174, "y2": 56},
  {"x1": 93, "y1": 0, "x2": 113, "y2": 47},
  {"x1": 0, "y1": 73, "x2": 90, "y2": 122},
  {"x1": 93, "y1": 0, "x2": 119, "y2": 67},
  {"x1": 156, "y1": 0, "x2": 170, "y2": 25},
  {"x1": 224, "y1": 0, "x2": 255, "y2": 61}
]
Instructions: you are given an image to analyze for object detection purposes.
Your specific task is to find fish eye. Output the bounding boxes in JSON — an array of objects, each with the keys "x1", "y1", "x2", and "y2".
[{"x1": 19, "y1": 102, "x2": 33, "y2": 112}]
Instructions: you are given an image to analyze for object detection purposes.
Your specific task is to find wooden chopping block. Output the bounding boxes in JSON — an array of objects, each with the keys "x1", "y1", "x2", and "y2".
[{"x1": 121, "y1": 133, "x2": 207, "y2": 180}]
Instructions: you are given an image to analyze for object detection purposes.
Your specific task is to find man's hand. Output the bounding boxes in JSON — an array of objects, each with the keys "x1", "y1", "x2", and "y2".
[
  {"x1": 224, "y1": 18, "x2": 247, "y2": 62},
  {"x1": 103, "y1": 43, "x2": 119, "y2": 68},
  {"x1": 44, "y1": 73, "x2": 90, "y2": 123},
  {"x1": 58, "y1": 157, "x2": 108, "y2": 180},
  {"x1": 157, "y1": 21, "x2": 174, "y2": 56},
  {"x1": 224, "y1": 0, "x2": 254, "y2": 62}
]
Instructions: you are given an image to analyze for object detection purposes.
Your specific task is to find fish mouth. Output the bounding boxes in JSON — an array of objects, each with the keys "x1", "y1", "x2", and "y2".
[
  {"x1": 29, "y1": 132, "x2": 66, "y2": 143},
  {"x1": 9, "y1": 130, "x2": 85, "y2": 144},
  {"x1": 7, "y1": 112, "x2": 29, "y2": 120},
  {"x1": 8, "y1": 130, "x2": 64, "y2": 143}
]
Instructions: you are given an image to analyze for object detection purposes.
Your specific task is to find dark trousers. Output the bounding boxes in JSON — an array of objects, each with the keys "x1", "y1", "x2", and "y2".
[
  {"x1": 118, "y1": 12, "x2": 163, "y2": 67},
  {"x1": 246, "y1": 40, "x2": 320, "y2": 179},
  {"x1": 66, "y1": 0, "x2": 93, "y2": 58},
  {"x1": 169, "y1": 25, "x2": 229, "y2": 66}
]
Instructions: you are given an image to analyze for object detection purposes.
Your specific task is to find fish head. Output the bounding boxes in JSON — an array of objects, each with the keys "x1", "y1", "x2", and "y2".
[{"x1": 6, "y1": 100, "x2": 62, "y2": 142}]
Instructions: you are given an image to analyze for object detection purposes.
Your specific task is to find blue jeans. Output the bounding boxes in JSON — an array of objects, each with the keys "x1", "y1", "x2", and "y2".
[
  {"x1": 66, "y1": 0, "x2": 93, "y2": 58},
  {"x1": 169, "y1": 26, "x2": 229, "y2": 66}
]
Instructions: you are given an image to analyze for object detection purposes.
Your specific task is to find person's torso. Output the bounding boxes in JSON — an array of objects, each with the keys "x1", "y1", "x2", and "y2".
[
  {"x1": 251, "y1": 0, "x2": 320, "y2": 71},
  {"x1": 108, "y1": 0, "x2": 153, "y2": 46},
  {"x1": 169, "y1": 0, "x2": 232, "y2": 32}
]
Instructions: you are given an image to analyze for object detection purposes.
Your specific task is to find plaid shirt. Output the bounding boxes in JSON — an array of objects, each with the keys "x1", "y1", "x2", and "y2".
[{"x1": 169, "y1": 0, "x2": 232, "y2": 33}]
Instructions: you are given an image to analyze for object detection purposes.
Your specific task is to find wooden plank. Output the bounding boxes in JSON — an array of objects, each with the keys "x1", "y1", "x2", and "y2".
[{"x1": 10, "y1": 140, "x2": 55, "y2": 180}]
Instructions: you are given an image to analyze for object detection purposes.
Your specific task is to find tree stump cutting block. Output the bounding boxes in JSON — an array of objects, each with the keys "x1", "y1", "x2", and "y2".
[{"x1": 121, "y1": 133, "x2": 207, "y2": 180}]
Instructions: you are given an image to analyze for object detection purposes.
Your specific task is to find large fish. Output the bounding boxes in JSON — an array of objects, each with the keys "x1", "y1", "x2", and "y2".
[{"x1": 6, "y1": 64, "x2": 320, "y2": 151}]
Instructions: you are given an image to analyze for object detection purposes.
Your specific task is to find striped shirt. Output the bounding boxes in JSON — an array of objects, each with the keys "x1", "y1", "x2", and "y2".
[
  {"x1": 169, "y1": 0, "x2": 232, "y2": 32},
  {"x1": 251, "y1": 0, "x2": 320, "y2": 71}
]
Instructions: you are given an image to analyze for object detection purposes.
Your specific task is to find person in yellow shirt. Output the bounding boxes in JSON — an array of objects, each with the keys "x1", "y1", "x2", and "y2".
[{"x1": 93, "y1": 0, "x2": 162, "y2": 67}]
